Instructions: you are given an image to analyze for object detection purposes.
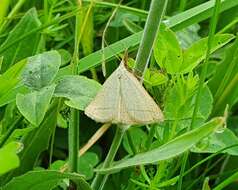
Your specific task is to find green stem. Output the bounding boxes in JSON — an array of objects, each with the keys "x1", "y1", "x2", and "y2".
[
  {"x1": 177, "y1": 1, "x2": 221, "y2": 188},
  {"x1": 68, "y1": 2, "x2": 81, "y2": 189},
  {"x1": 68, "y1": 109, "x2": 80, "y2": 173},
  {"x1": 133, "y1": 0, "x2": 168, "y2": 78},
  {"x1": 91, "y1": 126, "x2": 126, "y2": 190},
  {"x1": 49, "y1": 99, "x2": 63, "y2": 167}
]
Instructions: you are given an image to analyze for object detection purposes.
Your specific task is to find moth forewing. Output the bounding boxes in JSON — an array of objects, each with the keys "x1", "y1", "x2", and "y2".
[
  {"x1": 121, "y1": 64, "x2": 164, "y2": 124},
  {"x1": 85, "y1": 59, "x2": 164, "y2": 125},
  {"x1": 85, "y1": 69, "x2": 120, "y2": 123}
]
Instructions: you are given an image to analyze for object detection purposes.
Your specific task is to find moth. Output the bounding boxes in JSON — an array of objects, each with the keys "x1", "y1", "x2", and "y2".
[{"x1": 85, "y1": 57, "x2": 164, "y2": 125}]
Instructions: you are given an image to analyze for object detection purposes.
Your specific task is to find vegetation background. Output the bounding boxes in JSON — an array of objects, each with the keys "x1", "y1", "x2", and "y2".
[{"x1": 0, "y1": 0, "x2": 238, "y2": 190}]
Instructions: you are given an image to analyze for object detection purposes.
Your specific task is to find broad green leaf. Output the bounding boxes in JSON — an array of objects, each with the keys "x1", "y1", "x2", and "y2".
[
  {"x1": 164, "y1": 75, "x2": 213, "y2": 127},
  {"x1": 0, "y1": 84, "x2": 28, "y2": 107},
  {"x1": 2, "y1": 101, "x2": 58, "y2": 182},
  {"x1": 21, "y1": 51, "x2": 61, "y2": 90},
  {"x1": 0, "y1": 60, "x2": 27, "y2": 98},
  {"x1": 16, "y1": 85, "x2": 55, "y2": 126},
  {"x1": 123, "y1": 128, "x2": 147, "y2": 155},
  {"x1": 153, "y1": 24, "x2": 183, "y2": 74},
  {"x1": 181, "y1": 34, "x2": 234, "y2": 73},
  {"x1": 0, "y1": 8, "x2": 41, "y2": 72},
  {"x1": 5, "y1": 127, "x2": 35, "y2": 144},
  {"x1": 192, "y1": 128, "x2": 238, "y2": 156},
  {"x1": 0, "y1": 142, "x2": 20, "y2": 175},
  {"x1": 1, "y1": 59, "x2": 27, "y2": 79},
  {"x1": 50, "y1": 160, "x2": 65, "y2": 170},
  {"x1": 1, "y1": 170, "x2": 91, "y2": 190},
  {"x1": 0, "y1": 59, "x2": 28, "y2": 107},
  {"x1": 123, "y1": 18, "x2": 142, "y2": 34},
  {"x1": 144, "y1": 69, "x2": 168, "y2": 86},
  {"x1": 0, "y1": 78, "x2": 18, "y2": 99},
  {"x1": 58, "y1": 49, "x2": 71, "y2": 66},
  {"x1": 97, "y1": 117, "x2": 225, "y2": 174},
  {"x1": 50, "y1": 152, "x2": 99, "y2": 180},
  {"x1": 176, "y1": 24, "x2": 201, "y2": 49},
  {"x1": 54, "y1": 75, "x2": 101, "y2": 110},
  {"x1": 78, "y1": 152, "x2": 99, "y2": 180}
]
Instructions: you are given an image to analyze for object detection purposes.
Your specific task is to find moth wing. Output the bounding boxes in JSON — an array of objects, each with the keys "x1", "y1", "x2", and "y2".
[
  {"x1": 121, "y1": 69, "x2": 164, "y2": 124},
  {"x1": 85, "y1": 68, "x2": 120, "y2": 123}
]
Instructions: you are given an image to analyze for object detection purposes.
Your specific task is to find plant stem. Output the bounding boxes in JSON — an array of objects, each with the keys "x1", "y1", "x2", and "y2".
[
  {"x1": 49, "y1": 99, "x2": 62, "y2": 167},
  {"x1": 91, "y1": 126, "x2": 126, "y2": 190},
  {"x1": 133, "y1": 0, "x2": 168, "y2": 78},
  {"x1": 68, "y1": 109, "x2": 79, "y2": 173},
  {"x1": 68, "y1": 1, "x2": 81, "y2": 189},
  {"x1": 177, "y1": 1, "x2": 221, "y2": 189}
]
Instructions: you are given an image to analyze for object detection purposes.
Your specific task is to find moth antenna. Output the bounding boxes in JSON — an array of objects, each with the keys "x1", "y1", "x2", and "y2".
[{"x1": 124, "y1": 49, "x2": 129, "y2": 61}]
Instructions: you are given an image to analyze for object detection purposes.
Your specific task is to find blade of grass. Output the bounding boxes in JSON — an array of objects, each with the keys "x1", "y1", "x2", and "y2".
[
  {"x1": 213, "y1": 171, "x2": 238, "y2": 190},
  {"x1": 133, "y1": 0, "x2": 168, "y2": 78},
  {"x1": 177, "y1": 1, "x2": 222, "y2": 189},
  {"x1": 156, "y1": 144, "x2": 238, "y2": 188},
  {"x1": 96, "y1": 117, "x2": 225, "y2": 174},
  {"x1": 76, "y1": 0, "x2": 238, "y2": 74}
]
